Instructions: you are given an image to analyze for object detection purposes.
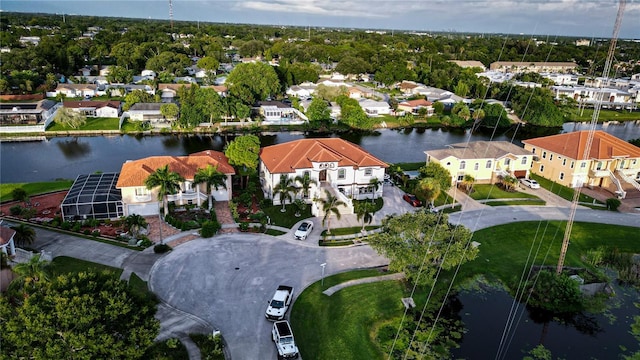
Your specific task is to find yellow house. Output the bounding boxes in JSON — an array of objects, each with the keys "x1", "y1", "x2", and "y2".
[
  {"x1": 522, "y1": 130, "x2": 640, "y2": 198},
  {"x1": 425, "y1": 141, "x2": 534, "y2": 185}
]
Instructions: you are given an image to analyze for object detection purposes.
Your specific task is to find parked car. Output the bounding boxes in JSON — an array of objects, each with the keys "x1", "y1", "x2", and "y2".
[
  {"x1": 402, "y1": 193, "x2": 422, "y2": 207},
  {"x1": 520, "y1": 178, "x2": 540, "y2": 189},
  {"x1": 294, "y1": 221, "x2": 313, "y2": 240},
  {"x1": 272, "y1": 320, "x2": 299, "y2": 359},
  {"x1": 265, "y1": 285, "x2": 294, "y2": 321}
]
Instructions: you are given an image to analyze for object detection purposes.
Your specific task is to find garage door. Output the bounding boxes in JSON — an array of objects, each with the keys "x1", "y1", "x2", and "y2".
[
  {"x1": 127, "y1": 203, "x2": 159, "y2": 216},
  {"x1": 513, "y1": 170, "x2": 527, "y2": 179}
]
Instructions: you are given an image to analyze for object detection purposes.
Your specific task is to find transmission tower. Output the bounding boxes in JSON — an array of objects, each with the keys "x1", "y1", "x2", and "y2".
[
  {"x1": 556, "y1": 0, "x2": 626, "y2": 275},
  {"x1": 169, "y1": 0, "x2": 174, "y2": 29}
]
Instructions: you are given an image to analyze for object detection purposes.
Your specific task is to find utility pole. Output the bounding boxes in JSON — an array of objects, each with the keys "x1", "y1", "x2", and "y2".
[{"x1": 556, "y1": 0, "x2": 626, "y2": 275}]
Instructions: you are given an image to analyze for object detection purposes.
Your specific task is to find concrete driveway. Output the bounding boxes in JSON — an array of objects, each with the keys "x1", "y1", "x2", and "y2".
[{"x1": 148, "y1": 233, "x2": 388, "y2": 360}]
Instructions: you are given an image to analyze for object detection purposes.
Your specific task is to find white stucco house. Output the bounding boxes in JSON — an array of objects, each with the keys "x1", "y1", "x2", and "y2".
[
  {"x1": 115, "y1": 150, "x2": 235, "y2": 216},
  {"x1": 259, "y1": 138, "x2": 388, "y2": 216},
  {"x1": 63, "y1": 100, "x2": 122, "y2": 118},
  {"x1": 358, "y1": 99, "x2": 391, "y2": 116}
]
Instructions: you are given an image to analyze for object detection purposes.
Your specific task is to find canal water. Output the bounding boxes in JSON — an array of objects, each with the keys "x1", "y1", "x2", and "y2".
[
  {"x1": 2, "y1": 122, "x2": 639, "y2": 183},
  {"x1": 451, "y1": 284, "x2": 640, "y2": 359}
]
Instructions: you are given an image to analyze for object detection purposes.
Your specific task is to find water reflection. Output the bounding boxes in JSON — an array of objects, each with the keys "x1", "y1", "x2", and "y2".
[{"x1": 56, "y1": 138, "x2": 91, "y2": 159}]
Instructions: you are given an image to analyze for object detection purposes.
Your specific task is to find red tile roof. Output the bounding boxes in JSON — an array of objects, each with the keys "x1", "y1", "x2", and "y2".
[
  {"x1": 522, "y1": 130, "x2": 640, "y2": 160},
  {"x1": 0, "y1": 227, "x2": 16, "y2": 246},
  {"x1": 116, "y1": 151, "x2": 235, "y2": 188},
  {"x1": 399, "y1": 99, "x2": 432, "y2": 107},
  {"x1": 260, "y1": 138, "x2": 388, "y2": 174}
]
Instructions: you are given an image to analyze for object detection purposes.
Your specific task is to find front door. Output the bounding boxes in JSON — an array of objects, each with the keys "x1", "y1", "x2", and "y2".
[{"x1": 319, "y1": 170, "x2": 327, "y2": 182}]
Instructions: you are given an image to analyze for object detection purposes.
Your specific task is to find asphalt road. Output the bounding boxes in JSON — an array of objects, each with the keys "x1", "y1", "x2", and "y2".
[{"x1": 148, "y1": 233, "x2": 388, "y2": 360}]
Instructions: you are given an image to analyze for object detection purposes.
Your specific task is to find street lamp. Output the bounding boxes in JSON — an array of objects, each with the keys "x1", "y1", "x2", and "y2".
[{"x1": 320, "y1": 263, "x2": 327, "y2": 288}]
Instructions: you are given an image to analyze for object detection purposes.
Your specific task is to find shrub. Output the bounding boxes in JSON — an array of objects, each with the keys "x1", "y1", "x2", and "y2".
[
  {"x1": 83, "y1": 229, "x2": 91, "y2": 235},
  {"x1": 238, "y1": 192, "x2": 252, "y2": 207},
  {"x1": 606, "y1": 198, "x2": 621, "y2": 211},
  {"x1": 229, "y1": 202, "x2": 239, "y2": 222},
  {"x1": 239, "y1": 222, "x2": 249, "y2": 232},
  {"x1": 72, "y1": 222, "x2": 82, "y2": 232},
  {"x1": 210, "y1": 210, "x2": 217, "y2": 222},
  {"x1": 91, "y1": 230, "x2": 100, "y2": 237},
  {"x1": 153, "y1": 243, "x2": 172, "y2": 253},
  {"x1": 138, "y1": 237, "x2": 153, "y2": 247},
  {"x1": 9, "y1": 205, "x2": 23, "y2": 216},
  {"x1": 525, "y1": 270, "x2": 583, "y2": 313},
  {"x1": 61, "y1": 221, "x2": 73, "y2": 230},
  {"x1": 11, "y1": 188, "x2": 28, "y2": 202},
  {"x1": 260, "y1": 198, "x2": 273, "y2": 208},
  {"x1": 200, "y1": 220, "x2": 221, "y2": 238}
]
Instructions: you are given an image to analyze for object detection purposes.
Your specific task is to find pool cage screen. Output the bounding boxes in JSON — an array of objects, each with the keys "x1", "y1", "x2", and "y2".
[{"x1": 61, "y1": 173, "x2": 124, "y2": 220}]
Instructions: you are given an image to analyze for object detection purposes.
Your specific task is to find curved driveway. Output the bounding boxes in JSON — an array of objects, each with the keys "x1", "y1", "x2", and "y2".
[{"x1": 149, "y1": 233, "x2": 387, "y2": 360}]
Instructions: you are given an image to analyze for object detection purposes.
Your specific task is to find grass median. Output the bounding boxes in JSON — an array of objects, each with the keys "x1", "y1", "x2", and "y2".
[{"x1": 0, "y1": 180, "x2": 73, "y2": 202}]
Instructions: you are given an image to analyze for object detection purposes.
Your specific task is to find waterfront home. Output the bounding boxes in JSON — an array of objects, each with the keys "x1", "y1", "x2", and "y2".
[
  {"x1": 523, "y1": 130, "x2": 640, "y2": 198},
  {"x1": 358, "y1": 99, "x2": 391, "y2": 116},
  {"x1": 0, "y1": 99, "x2": 60, "y2": 133},
  {"x1": 397, "y1": 99, "x2": 434, "y2": 116},
  {"x1": 425, "y1": 141, "x2": 535, "y2": 186},
  {"x1": 127, "y1": 103, "x2": 170, "y2": 128},
  {"x1": 259, "y1": 138, "x2": 388, "y2": 216},
  {"x1": 116, "y1": 151, "x2": 235, "y2": 216},
  {"x1": 63, "y1": 100, "x2": 122, "y2": 118},
  {"x1": 258, "y1": 101, "x2": 308, "y2": 124}
]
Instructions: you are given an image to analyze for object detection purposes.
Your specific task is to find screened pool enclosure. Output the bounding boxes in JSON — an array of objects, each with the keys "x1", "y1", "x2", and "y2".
[{"x1": 61, "y1": 173, "x2": 124, "y2": 220}]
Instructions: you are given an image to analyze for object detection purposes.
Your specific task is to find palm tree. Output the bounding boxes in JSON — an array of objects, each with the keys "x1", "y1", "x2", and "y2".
[
  {"x1": 414, "y1": 177, "x2": 441, "y2": 207},
  {"x1": 293, "y1": 199, "x2": 307, "y2": 217},
  {"x1": 461, "y1": 174, "x2": 475, "y2": 193},
  {"x1": 194, "y1": 164, "x2": 227, "y2": 210},
  {"x1": 144, "y1": 164, "x2": 185, "y2": 216},
  {"x1": 295, "y1": 173, "x2": 317, "y2": 200},
  {"x1": 319, "y1": 190, "x2": 345, "y2": 235},
  {"x1": 10, "y1": 223, "x2": 36, "y2": 247},
  {"x1": 124, "y1": 214, "x2": 148, "y2": 239},
  {"x1": 273, "y1": 176, "x2": 296, "y2": 212},
  {"x1": 355, "y1": 202, "x2": 375, "y2": 232},
  {"x1": 501, "y1": 175, "x2": 519, "y2": 191},
  {"x1": 368, "y1": 177, "x2": 380, "y2": 203},
  {"x1": 9, "y1": 254, "x2": 49, "y2": 293}
]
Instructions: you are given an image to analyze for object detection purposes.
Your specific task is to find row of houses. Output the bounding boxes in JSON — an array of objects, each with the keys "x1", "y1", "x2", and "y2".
[{"x1": 56, "y1": 131, "x2": 640, "y2": 225}]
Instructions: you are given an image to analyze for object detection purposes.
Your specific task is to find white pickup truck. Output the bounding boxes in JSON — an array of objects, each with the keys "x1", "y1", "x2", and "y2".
[
  {"x1": 272, "y1": 320, "x2": 299, "y2": 359},
  {"x1": 265, "y1": 285, "x2": 294, "y2": 321}
]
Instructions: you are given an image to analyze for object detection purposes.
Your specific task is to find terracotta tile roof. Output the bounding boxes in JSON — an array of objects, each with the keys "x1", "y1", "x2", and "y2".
[
  {"x1": 260, "y1": 138, "x2": 388, "y2": 174},
  {"x1": 522, "y1": 130, "x2": 640, "y2": 160},
  {"x1": 399, "y1": 81, "x2": 418, "y2": 89},
  {"x1": 0, "y1": 226, "x2": 16, "y2": 246},
  {"x1": 116, "y1": 151, "x2": 235, "y2": 188},
  {"x1": 63, "y1": 100, "x2": 121, "y2": 109},
  {"x1": 399, "y1": 99, "x2": 433, "y2": 107}
]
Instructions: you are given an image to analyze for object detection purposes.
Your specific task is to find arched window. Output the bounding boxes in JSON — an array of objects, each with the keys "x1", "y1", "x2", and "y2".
[{"x1": 460, "y1": 161, "x2": 466, "y2": 170}]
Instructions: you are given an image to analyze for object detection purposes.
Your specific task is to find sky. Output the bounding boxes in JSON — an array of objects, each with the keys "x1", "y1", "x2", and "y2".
[{"x1": 1, "y1": 0, "x2": 639, "y2": 39}]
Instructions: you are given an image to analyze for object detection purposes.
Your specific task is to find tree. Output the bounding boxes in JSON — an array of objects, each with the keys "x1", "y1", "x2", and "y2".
[
  {"x1": 0, "y1": 271, "x2": 159, "y2": 359},
  {"x1": 144, "y1": 164, "x2": 185, "y2": 216},
  {"x1": 433, "y1": 101, "x2": 445, "y2": 114},
  {"x1": 11, "y1": 188, "x2": 28, "y2": 203},
  {"x1": 414, "y1": 177, "x2": 441, "y2": 206},
  {"x1": 292, "y1": 199, "x2": 307, "y2": 217},
  {"x1": 461, "y1": 174, "x2": 475, "y2": 192},
  {"x1": 9, "y1": 223, "x2": 35, "y2": 249},
  {"x1": 419, "y1": 162, "x2": 453, "y2": 193},
  {"x1": 525, "y1": 270, "x2": 583, "y2": 313},
  {"x1": 274, "y1": 175, "x2": 296, "y2": 212},
  {"x1": 124, "y1": 214, "x2": 148, "y2": 239},
  {"x1": 124, "y1": 89, "x2": 156, "y2": 111},
  {"x1": 368, "y1": 177, "x2": 380, "y2": 203},
  {"x1": 7, "y1": 253, "x2": 49, "y2": 293},
  {"x1": 295, "y1": 173, "x2": 317, "y2": 200},
  {"x1": 501, "y1": 175, "x2": 519, "y2": 191},
  {"x1": 225, "y1": 135, "x2": 260, "y2": 189},
  {"x1": 53, "y1": 107, "x2": 86, "y2": 129},
  {"x1": 318, "y1": 190, "x2": 345, "y2": 235},
  {"x1": 196, "y1": 87, "x2": 224, "y2": 124},
  {"x1": 355, "y1": 201, "x2": 375, "y2": 232},
  {"x1": 368, "y1": 211, "x2": 477, "y2": 286},
  {"x1": 226, "y1": 62, "x2": 280, "y2": 105},
  {"x1": 106, "y1": 65, "x2": 133, "y2": 84},
  {"x1": 160, "y1": 103, "x2": 179, "y2": 122},
  {"x1": 307, "y1": 98, "x2": 331, "y2": 126},
  {"x1": 194, "y1": 164, "x2": 227, "y2": 210}
]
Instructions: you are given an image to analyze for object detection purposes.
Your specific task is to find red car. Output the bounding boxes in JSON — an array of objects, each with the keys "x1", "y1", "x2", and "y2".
[{"x1": 403, "y1": 194, "x2": 422, "y2": 207}]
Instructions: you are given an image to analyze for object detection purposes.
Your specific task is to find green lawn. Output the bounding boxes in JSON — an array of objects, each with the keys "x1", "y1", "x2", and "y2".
[
  {"x1": 469, "y1": 184, "x2": 539, "y2": 200},
  {"x1": 483, "y1": 199, "x2": 546, "y2": 206},
  {"x1": 47, "y1": 117, "x2": 120, "y2": 131},
  {"x1": 0, "y1": 180, "x2": 73, "y2": 202},
  {"x1": 262, "y1": 205, "x2": 312, "y2": 228},
  {"x1": 530, "y1": 173, "x2": 602, "y2": 204},
  {"x1": 455, "y1": 221, "x2": 640, "y2": 288},
  {"x1": 50, "y1": 256, "x2": 123, "y2": 277},
  {"x1": 290, "y1": 269, "x2": 404, "y2": 360},
  {"x1": 565, "y1": 108, "x2": 640, "y2": 122},
  {"x1": 292, "y1": 221, "x2": 640, "y2": 359}
]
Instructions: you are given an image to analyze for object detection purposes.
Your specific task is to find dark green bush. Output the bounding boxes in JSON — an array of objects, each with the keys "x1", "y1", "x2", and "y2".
[
  {"x1": 201, "y1": 220, "x2": 221, "y2": 238},
  {"x1": 606, "y1": 197, "x2": 621, "y2": 211},
  {"x1": 9, "y1": 205, "x2": 23, "y2": 216},
  {"x1": 61, "y1": 221, "x2": 72, "y2": 230},
  {"x1": 72, "y1": 222, "x2": 82, "y2": 232},
  {"x1": 153, "y1": 243, "x2": 172, "y2": 253}
]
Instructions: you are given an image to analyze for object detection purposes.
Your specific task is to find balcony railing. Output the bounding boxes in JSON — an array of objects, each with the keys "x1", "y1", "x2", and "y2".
[
  {"x1": 589, "y1": 168, "x2": 609, "y2": 178},
  {"x1": 166, "y1": 191, "x2": 207, "y2": 203}
]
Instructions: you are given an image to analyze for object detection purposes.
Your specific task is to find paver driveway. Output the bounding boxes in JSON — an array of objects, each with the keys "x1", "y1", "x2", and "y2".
[{"x1": 149, "y1": 233, "x2": 388, "y2": 360}]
